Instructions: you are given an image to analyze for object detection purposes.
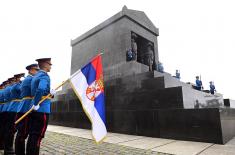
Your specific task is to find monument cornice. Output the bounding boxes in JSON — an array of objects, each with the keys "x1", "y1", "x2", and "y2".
[{"x1": 71, "y1": 6, "x2": 159, "y2": 46}]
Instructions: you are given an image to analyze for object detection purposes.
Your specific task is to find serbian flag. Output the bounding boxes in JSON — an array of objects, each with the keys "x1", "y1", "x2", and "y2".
[{"x1": 69, "y1": 54, "x2": 107, "y2": 143}]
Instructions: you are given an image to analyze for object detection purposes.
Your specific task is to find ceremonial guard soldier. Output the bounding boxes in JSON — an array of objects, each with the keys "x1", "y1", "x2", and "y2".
[
  {"x1": 26, "y1": 58, "x2": 56, "y2": 155},
  {"x1": 195, "y1": 76, "x2": 203, "y2": 91},
  {"x1": 15, "y1": 64, "x2": 39, "y2": 155},
  {"x1": 0, "y1": 82, "x2": 6, "y2": 149},
  {"x1": 3, "y1": 77, "x2": 17, "y2": 154},
  {"x1": 0, "y1": 81, "x2": 10, "y2": 150},
  {"x1": 209, "y1": 81, "x2": 216, "y2": 95}
]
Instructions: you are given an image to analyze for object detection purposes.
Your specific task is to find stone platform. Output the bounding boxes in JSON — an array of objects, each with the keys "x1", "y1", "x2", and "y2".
[{"x1": 50, "y1": 70, "x2": 235, "y2": 144}]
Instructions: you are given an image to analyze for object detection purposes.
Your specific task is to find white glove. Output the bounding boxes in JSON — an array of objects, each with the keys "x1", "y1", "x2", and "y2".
[
  {"x1": 50, "y1": 89, "x2": 57, "y2": 96},
  {"x1": 33, "y1": 104, "x2": 40, "y2": 111}
]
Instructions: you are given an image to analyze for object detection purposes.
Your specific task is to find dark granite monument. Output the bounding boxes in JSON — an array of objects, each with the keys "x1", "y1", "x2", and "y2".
[{"x1": 50, "y1": 6, "x2": 235, "y2": 144}]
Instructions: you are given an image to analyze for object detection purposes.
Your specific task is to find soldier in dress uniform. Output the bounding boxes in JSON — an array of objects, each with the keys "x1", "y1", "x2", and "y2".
[
  {"x1": 195, "y1": 76, "x2": 203, "y2": 91},
  {"x1": 4, "y1": 73, "x2": 24, "y2": 155},
  {"x1": 0, "y1": 82, "x2": 6, "y2": 149},
  {"x1": 209, "y1": 81, "x2": 216, "y2": 95},
  {"x1": 0, "y1": 81, "x2": 10, "y2": 150},
  {"x1": 157, "y1": 62, "x2": 164, "y2": 73},
  {"x1": 175, "y1": 70, "x2": 180, "y2": 79},
  {"x1": 15, "y1": 64, "x2": 39, "y2": 155},
  {"x1": 3, "y1": 77, "x2": 17, "y2": 155},
  {"x1": 26, "y1": 58, "x2": 56, "y2": 155}
]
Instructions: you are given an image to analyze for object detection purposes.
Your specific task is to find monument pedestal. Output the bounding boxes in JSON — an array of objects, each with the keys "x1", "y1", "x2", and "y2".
[{"x1": 51, "y1": 69, "x2": 235, "y2": 144}]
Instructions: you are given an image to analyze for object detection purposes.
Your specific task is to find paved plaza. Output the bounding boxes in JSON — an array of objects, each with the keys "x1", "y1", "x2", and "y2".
[
  {"x1": 43, "y1": 125, "x2": 235, "y2": 155},
  {"x1": 40, "y1": 132, "x2": 168, "y2": 155},
  {"x1": 1, "y1": 125, "x2": 235, "y2": 155}
]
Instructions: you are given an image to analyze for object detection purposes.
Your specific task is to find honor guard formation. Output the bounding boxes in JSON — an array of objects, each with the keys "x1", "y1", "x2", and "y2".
[{"x1": 0, "y1": 58, "x2": 56, "y2": 155}]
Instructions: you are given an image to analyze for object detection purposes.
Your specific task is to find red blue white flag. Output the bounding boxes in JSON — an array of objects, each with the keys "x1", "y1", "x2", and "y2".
[{"x1": 69, "y1": 54, "x2": 107, "y2": 143}]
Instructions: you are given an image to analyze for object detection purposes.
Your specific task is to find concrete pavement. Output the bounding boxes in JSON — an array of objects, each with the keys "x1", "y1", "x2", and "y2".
[
  {"x1": 1, "y1": 125, "x2": 234, "y2": 155},
  {"x1": 45, "y1": 125, "x2": 235, "y2": 155}
]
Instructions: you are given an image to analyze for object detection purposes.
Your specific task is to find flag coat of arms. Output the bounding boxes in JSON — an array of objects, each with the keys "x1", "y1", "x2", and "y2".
[{"x1": 69, "y1": 55, "x2": 107, "y2": 143}]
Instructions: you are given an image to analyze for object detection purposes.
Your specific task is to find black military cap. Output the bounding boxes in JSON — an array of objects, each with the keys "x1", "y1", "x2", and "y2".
[
  {"x1": 0, "y1": 83, "x2": 4, "y2": 87},
  {"x1": 0, "y1": 84, "x2": 4, "y2": 89},
  {"x1": 26, "y1": 63, "x2": 39, "y2": 70},
  {"x1": 8, "y1": 77, "x2": 16, "y2": 82},
  {"x1": 3, "y1": 81, "x2": 9, "y2": 85},
  {"x1": 14, "y1": 73, "x2": 25, "y2": 78},
  {"x1": 36, "y1": 58, "x2": 51, "y2": 63},
  {"x1": 36, "y1": 58, "x2": 52, "y2": 67}
]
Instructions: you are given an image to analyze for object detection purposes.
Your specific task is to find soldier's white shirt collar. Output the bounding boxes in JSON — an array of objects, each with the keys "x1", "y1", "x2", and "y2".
[{"x1": 39, "y1": 70, "x2": 47, "y2": 74}]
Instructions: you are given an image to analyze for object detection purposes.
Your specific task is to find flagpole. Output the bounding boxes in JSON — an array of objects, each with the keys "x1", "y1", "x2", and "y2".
[{"x1": 15, "y1": 79, "x2": 69, "y2": 124}]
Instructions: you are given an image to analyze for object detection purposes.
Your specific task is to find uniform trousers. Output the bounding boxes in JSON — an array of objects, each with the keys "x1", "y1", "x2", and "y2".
[
  {"x1": 0, "y1": 112, "x2": 5, "y2": 150},
  {"x1": 4, "y1": 112, "x2": 17, "y2": 155},
  {"x1": 15, "y1": 113, "x2": 30, "y2": 155},
  {"x1": 26, "y1": 112, "x2": 49, "y2": 155}
]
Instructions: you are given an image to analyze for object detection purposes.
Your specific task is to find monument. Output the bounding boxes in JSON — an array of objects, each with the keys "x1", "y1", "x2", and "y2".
[{"x1": 50, "y1": 6, "x2": 235, "y2": 144}]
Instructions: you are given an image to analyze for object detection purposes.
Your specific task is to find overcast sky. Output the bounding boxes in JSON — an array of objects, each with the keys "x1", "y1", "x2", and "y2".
[{"x1": 0, "y1": 0, "x2": 234, "y2": 99}]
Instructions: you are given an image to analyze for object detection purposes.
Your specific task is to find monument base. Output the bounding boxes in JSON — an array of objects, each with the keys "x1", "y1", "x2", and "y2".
[
  {"x1": 49, "y1": 108, "x2": 235, "y2": 144},
  {"x1": 50, "y1": 70, "x2": 234, "y2": 144}
]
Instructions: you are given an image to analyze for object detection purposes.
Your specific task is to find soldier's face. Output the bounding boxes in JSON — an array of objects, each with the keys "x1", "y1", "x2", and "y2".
[
  {"x1": 30, "y1": 68, "x2": 38, "y2": 75},
  {"x1": 45, "y1": 61, "x2": 52, "y2": 72},
  {"x1": 16, "y1": 77, "x2": 21, "y2": 82}
]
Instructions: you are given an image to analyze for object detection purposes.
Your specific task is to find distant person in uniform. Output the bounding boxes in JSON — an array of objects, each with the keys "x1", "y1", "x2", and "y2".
[
  {"x1": 195, "y1": 76, "x2": 203, "y2": 90},
  {"x1": 209, "y1": 81, "x2": 216, "y2": 94},
  {"x1": 175, "y1": 70, "x2": 180, "y2": 79},
  {"x1": 126, "y1": 33, "x2": 138, "y2": 61},
  {"x1": 126, "y1": 49, "x2": 133, "y2": 61},
  {"x1": 157, "y1": 62, "x2": 164, "y2": 73}
]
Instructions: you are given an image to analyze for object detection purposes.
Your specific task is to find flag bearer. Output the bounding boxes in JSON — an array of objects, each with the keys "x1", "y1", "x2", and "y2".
[{"x1": 26, "y1": 58, "x2": 56, "y2": 155}]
